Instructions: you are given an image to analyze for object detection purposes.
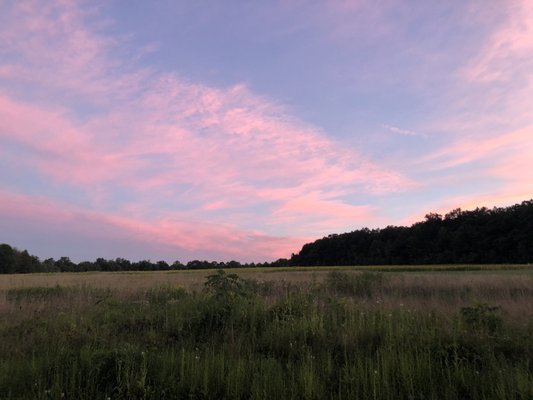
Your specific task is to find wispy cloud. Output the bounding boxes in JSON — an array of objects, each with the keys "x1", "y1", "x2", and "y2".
[
  {"x1": 0, "y1": 190, "x2": 305, "y2": 262},
  {"x1": 0, "y1": 0, "x2": 411, "y2": 260},
  {"x1": 3, "y1": 0, "x2": 530, "y2": 262},
  {"x1": 463, "y1": 0, "x2": 533, "y2": 84},
  {"x1": 382, "y1": 124, "x2": 420, "y2": 137},
  {"x1": 407, "y1": 0, "x2": 533, "y2": 215}
]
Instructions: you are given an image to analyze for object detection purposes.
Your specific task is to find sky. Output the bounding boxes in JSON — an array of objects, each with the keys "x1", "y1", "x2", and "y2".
[{"x1": 1, "y1": 0, "x2": 532, "y2": 263}]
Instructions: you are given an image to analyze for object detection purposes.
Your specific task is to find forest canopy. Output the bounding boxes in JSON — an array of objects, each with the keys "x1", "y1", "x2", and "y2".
[{"x1": 289, "y1": 200, "x2": 533, "y2": 266}]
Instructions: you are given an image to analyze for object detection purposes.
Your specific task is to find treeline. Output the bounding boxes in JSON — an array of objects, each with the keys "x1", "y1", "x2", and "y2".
[
  {"x1": 290, "y1": 200, "x2": 533, "y2": 266},
  {"x1": 2, "y1": 200, "x2": 532, "y2": 273},
  {"x1": 0, "y1": 245, "x2": 289, "y2": 274}
]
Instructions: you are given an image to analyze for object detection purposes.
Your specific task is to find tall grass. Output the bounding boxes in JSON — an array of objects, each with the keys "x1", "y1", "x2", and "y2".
[{"x1": 0, "y1": 270, "x2": 531, "y2": 399}]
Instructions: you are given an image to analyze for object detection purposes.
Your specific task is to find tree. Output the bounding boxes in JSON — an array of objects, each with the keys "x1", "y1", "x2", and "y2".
[
  {"x1": 0, "y1": 244, "x2": 16, "y2": 274},
  {"x1": 289, "y1": 199, "x2": 533, "y2": 266},
  {"x1": 55, "y1": 256, "x2": 76, "y2": 272},
  {"x1": 156, "y1": 260, "x2": 170, "y2": 270}
]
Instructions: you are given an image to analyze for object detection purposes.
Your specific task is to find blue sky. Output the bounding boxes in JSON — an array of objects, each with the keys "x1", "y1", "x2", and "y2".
[{"x1": 1, "y1": 0, "x2": 532, "y2": 262}]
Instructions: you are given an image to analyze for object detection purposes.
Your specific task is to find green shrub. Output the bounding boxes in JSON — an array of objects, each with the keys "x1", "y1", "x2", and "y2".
[{"x1": 204, "y1": 269, "x2": 254, "y2": 300}]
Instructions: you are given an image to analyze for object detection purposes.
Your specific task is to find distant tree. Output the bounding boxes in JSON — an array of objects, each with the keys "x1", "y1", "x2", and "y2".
[
  {"x1": 156, "y1": 260, "x2": 170, "y2": 270},
  {"x1": 15, "y1": 250, "x2": 41, "y2": 273},
  {"x1": 78, "y1": 261, "x2": 95, "y2": 272},
  {"x1": 135, "y1": 260, "x2": 154, "y2": 271},
  {"x1": 55, "y1": 256, "x2": 76, "y2": 272},
  {"x1": 187, "y1": 260, "x2": 210, "y2": 269},
  {"x1": 424, "y1": 212, "x2": 442, "y2": 222},
  {"x1": 95, "y1": 258, "x2": 108, "y2": 271},
  {"x1": 115, "y1": 258, "x2": 132, "y2": 271},
  {"x1": 445, "y1": 208, "x2": 463, "y2": 220},
  {"x1": 0, "y1": 244, "x2": 16, "y2": 274},
  {"x1": 43, "y1": 258, "x2": 57, "y2": 272},
  {"x1": 170, "y1": 260, "x2": 185, "y2": 270},
  {"x1": 226, "y1": 260, "x2": 242, "y2": 269}
]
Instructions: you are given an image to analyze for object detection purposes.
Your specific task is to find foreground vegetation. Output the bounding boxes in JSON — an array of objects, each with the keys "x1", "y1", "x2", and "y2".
[{"x1": 0, "y1": 269, "x2": 532, "y2": 399}]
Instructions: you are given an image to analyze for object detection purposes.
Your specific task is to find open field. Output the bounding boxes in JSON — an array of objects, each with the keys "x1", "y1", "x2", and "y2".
[
  {"x1": 1, "y1": 265, "x2": 532, "y2": 318},
  {"x1": 1, "y1": 263, "x2": 532, "y2": 290},
  {"x1": 1, "y1": 267, "x2": 532, "y2": 399}
]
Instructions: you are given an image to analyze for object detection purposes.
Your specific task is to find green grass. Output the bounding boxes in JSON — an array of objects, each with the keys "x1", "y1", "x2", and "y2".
[{"x1": 0, "y1": 270, "x2": 531, "y2": 399}]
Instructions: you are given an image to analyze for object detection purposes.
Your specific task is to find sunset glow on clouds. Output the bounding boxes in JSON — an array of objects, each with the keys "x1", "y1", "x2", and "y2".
[{"x1": 1, "y1": 0, "x2": 532, "y2": 262}]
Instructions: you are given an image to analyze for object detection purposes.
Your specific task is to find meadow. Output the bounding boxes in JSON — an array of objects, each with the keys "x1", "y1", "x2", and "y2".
[{"x1": 0, "y1": 266, "x2": 532, "y2": 399}]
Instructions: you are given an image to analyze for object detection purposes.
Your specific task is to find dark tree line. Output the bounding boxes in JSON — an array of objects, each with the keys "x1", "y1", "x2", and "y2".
[
  {"x1": 1, "y1": 200, "x2": 532, "y2": 273},
  {"x1": 290, "y1": 200, "x2": 533, "y2": 266},
  {"x1": 0, "y1": 245, "x2": 289, "y2": 274}
]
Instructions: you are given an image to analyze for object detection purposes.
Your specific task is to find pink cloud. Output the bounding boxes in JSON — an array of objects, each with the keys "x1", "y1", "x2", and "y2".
[
  {"x1": 457, "y1": 0, "x2": 533, "y2": 130},
  {"x1": 406, "y1": 0, "x2": 533, "y2": 218},
  {"x1": 0, "y1": 94, "x2": 143, "y2": 189},
  {"x1": 0, "y1": 0, "x2": 413, "y2": 259},
  {"x1": 0, "y1": 190, "x2": 307, "y2": 261},
  {"x1": 405, "y1": 125, "x2": 533, "y2": 226},
  {"x1": 0, "y1": 1, "x2": 150, "y2": 104},
  {"x1": 419, "y1": 126, "x2": 532, "y2": 170},
  {"x1": 463, "y1": 0, "x2": 533, "y2": 84},
  {"x1": 271, "y1": 191, "x2": 381, "y2": 235}
]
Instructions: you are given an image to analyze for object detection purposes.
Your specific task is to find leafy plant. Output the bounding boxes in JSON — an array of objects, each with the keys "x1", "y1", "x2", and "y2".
[{"x1": 204, "y1": 269, "x2": 252, "y2": 300}]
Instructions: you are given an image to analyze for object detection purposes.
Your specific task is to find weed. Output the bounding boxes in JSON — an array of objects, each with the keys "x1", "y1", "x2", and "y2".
[{"x1": 204, "y1": 269, "x2": 254, "y2": 300}]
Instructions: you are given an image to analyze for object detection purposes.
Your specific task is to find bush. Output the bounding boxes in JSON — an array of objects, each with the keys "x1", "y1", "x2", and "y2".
[{"x1": 204, "y1": 269, "x2": 253, "y2": 300}]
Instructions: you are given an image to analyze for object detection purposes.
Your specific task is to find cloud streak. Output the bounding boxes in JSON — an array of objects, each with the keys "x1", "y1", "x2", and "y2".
[
  {"x1": 382, "y1": 124, "x2": 420, "y2": 137},
  {"x1": 0, "y1": 0, "x2": 411, "y2": 261},
  {"x1": 0, "y1": 190, "x2": 305, "y2": 262},
  {"x1": 2, "y1": 0, "x2": 531, "y2": 262},
  {"x1": 404, "y1": 0, "x2": 533, "y2": 216}
]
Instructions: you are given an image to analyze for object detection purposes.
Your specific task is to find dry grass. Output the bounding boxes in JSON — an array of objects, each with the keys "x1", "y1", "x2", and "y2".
[
  {"x1": 1, "y1": 267, "x2": 532, "y2": 322},
  {"x1": 0, "y1": 265, "x2": 531, "y2": 291},
  {"x1": 379, "y1": 274, "x2": 533, "y2": 319}
]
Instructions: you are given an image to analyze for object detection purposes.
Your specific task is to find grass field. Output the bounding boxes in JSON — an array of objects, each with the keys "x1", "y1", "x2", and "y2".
[{"x1": 0, "y1": 266, "x2": 532, "y2": 399}]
